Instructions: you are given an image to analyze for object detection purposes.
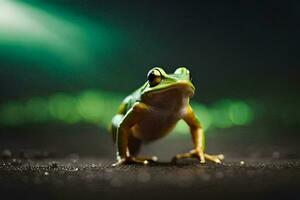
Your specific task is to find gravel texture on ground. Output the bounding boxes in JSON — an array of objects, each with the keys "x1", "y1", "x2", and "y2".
[
  {"x1": 1, "y1": 126, "x2": 299, "y2": 199},
  {"x1": 0, "y1": 157, "x2": 299, "y2": 200}
]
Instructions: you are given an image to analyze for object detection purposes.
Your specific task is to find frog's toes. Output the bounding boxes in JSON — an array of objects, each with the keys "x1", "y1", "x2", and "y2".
[
  {"x1": 204, "y1": 154, "x2": 225, "y2": 164},
  {"x1": 134, "y1": 156, "x2": 158, "y2": 164},
  {"x1": 112, "y1": 156, "x2": 159, "y2": 166},
  {"x1": 112, "y1": 159, "x2": 125, "y2": 167},
  {"x1": 217, "y1": 154, "x2": 225, "y2": 160},
  {"x1": 172, "y1": 152, "x2": 195, "y2": 163}
]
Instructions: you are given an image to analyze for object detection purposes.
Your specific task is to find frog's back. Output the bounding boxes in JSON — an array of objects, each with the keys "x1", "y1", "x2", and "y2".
[{"x1": 117, "y1": 86, "x2": 143, "y2": 115}]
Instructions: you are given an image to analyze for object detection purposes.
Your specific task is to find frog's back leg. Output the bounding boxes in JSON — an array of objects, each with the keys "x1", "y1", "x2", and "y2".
[{"x1": 111, "y1": 114, "x2": 142, "y2": 156}]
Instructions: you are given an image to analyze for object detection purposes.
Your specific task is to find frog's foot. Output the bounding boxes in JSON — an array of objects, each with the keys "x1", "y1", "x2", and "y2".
[
  {"x1": 112, "y1": 156, "x2": 158, "y2": 167},
  {"x1": 204, "y1": 153, "x2": 224, "y2": 164},
  {"x1": 135, "y1": 156, "x2": 158, "y2": 163},
  {"x1": 172, "y1": 149, "x2": 224, "y2": 164}
]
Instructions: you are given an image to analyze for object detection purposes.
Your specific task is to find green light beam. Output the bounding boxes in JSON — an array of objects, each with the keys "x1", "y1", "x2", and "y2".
[{"x1": 0, "y1": 0, "x2": 120, "y2": 70}]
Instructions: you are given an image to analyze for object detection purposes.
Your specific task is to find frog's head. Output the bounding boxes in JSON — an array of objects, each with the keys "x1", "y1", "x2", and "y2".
[{"x1": 141, "y1": 67, "x2": 195, "y2": 98}]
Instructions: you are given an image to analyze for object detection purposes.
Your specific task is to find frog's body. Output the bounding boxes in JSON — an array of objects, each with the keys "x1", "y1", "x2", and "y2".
[
  {"x1": 110, "y1": 67, "x2": 224, "y2": 166},
  {"x1": 131, "y1": 82, "x2": 191, "y2": 141}
]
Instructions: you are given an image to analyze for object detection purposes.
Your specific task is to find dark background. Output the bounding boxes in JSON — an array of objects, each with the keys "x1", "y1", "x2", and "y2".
[
  {"x1": 0, "y1": 1, "x2": 298, "y2": 199},
  {"x1": 0, "y1": 0, "x2": 297, "y2": 155},
  {"x1": 0, "y1": 0, "x2": 295, "y2": 100}
]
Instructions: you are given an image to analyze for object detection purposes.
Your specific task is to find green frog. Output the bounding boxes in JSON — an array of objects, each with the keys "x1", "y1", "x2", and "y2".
[{"x1": 110, "y1": 67, "x2": 224, "y2": 166}]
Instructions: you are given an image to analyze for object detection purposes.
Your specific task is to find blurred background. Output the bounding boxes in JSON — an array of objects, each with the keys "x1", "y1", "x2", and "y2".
[{"x1": 0, "y1": 0, "x2": 297, "y2": 161}]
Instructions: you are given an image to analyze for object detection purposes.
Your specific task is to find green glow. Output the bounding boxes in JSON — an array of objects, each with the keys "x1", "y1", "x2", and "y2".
[
  {"x1": 0, "y1": 90, "x2": 256, "y2": 134},
  {"x1": 228, "y1": 101, "x2": 253, "y2": 125},
  {"x1": 48, "y1": 93, "x2": 80, "y2": 124},
  {"x1": 25, "y1": 97, "x2": 49, "y2": 123},
  {"x1": 77, "y1": 90, "x2": 111, "y2": 125},
  {"x1": 211, "y1": 100, "x2": 234, "y2": 128},
  {"x1": 0, "y1": 1, "x2": 257, "y2": 133},
  {"x1": 0, "y1": 0, "x2": 120, "y2": 70},
  {"x1": 0, "y1": 101, "x2": 25, "y2": 126},
  {"x1": 76, "y1": 90, "x2": 123, "y2": 125},
  {"x1": 175, "y1": 120, "x2": 190, "y2": 135}
]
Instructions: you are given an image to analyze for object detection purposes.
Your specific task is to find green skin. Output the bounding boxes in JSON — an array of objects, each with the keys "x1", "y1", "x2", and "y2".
[{"x1": 111, "y1": 67, "x2": 224, "y2": 166}]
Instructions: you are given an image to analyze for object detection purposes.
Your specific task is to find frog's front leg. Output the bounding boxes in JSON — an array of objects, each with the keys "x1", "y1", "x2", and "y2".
[
  {"x1": 172, "y1": 105, "x2": 224, "y2": 164},
  {"x1": 112, "y1": 102, "x2": 157, "y2": 166}
]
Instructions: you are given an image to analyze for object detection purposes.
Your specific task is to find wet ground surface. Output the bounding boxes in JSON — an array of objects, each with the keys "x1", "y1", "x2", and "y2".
[{"x1": 0, "y1": 157, "x2": 299, "y2": 200}]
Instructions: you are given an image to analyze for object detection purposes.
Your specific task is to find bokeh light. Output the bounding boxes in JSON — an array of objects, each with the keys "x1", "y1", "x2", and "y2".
[
  {"x1": 48, "y1": 93, "x2": 80, "y2": 124},
  {"x1": 228, "y1": 101, "x2": 253, "y2": 125},
  {"x1": 25, "y1": 97, "x2": 49, "y2": 123},
  {"x1": 77, "y1": 90, "x2": 108, "y2": 125},
  {"x1": 0, "y1": 89, "x2": 257, "y2": 135},
  {"x1": 0, "y1": 101, "x2": 25, "y2": 126},
  {"x1": 211, "y1": 100, "x2": 234, "y2": 128}
]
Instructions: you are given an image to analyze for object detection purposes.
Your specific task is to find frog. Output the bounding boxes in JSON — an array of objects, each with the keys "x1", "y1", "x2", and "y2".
[{"x1": 110, "y1": 67, "x2": 224, "y2": 166}]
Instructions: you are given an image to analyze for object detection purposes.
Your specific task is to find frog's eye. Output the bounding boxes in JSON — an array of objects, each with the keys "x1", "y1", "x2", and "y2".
[
  {"x1": 174, "y1": 67, "x2": 192, "y2": 81},
  {"x1": 174, "y1": 67, "x2": 186, "y2": 75},
  {"x1": 147, "y1": 69, "x2": 162, "y2": 87}
]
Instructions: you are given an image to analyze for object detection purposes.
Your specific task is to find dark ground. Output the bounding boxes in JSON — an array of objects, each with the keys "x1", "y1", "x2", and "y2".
[
  {"x1": 1, "y1": 158, "x2": 299, "y2": 200},
  {"x1": 0, "y1": 125, "x2": 300, "y2": 200}
]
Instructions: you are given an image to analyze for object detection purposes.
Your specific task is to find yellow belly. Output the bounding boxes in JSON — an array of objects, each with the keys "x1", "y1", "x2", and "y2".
[
  {"x1": 133, "y1": 87, "x2": 190, "y2": 141},
  {"x1": 131, "y1": 105, "x2": 186, "y2": 141}
]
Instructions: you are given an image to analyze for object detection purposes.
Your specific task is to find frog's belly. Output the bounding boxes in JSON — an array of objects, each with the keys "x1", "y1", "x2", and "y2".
[
  {"x1": 131, "y1": 109, "x2": 185, "y2": 141},
  {"x1": 131, "y1": 86, "x2": 192, "y2": 141}
]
